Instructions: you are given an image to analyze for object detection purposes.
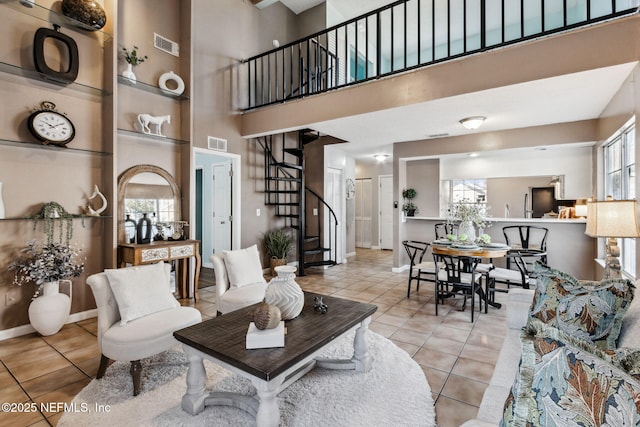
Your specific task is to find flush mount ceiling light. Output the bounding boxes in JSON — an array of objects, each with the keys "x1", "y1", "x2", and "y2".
[
  {"x1": 373, "y1": 154, "x2": 388, "y2": 162},
  {"x1": 459, "y1": 116, "x2": 486, "y2": 130}
]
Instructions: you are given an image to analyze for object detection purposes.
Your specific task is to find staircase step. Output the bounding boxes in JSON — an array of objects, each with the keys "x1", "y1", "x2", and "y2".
[
  {"x1": 284, "y1": 148, "x2": 303, "y2": 158},
  {"x1": 267, "y1": 190, "x2": 299, "y2": 194},
  {"x1": 304, "y1": 247, "x2": 330, "y2": 255},
  {"x1": 267, "y1": 177, "x2": 301, "y2": 182},
  {"x1": 299, "y1": 129, "x2": 320, "y2": 144},
  {"x1": 276, "y1": 214, "x2": 300, "y2": 218},
  {"x1": 304, "y1": 236, "x2": 319, "y2": 243},
  {"x1": 274, "y1": 162, "x2": 302, "y2": 171},
  {"x1": 267, "y1": 202, "x2": 299, "y2": 206}
]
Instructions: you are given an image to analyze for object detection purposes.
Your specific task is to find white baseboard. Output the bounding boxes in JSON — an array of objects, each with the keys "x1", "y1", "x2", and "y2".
[
  {"x1": 345, "y1": 252, "x2": 356, "y2": 258},
  {"x1": 392, "y1": 264, "x2": 410, "y2": 273},
  {"x1": 371, "y1": 245, "x2": 381, "y2": 250},
  {"x1": 0, "y1": 309, "x2": 97, "y2": 341}
]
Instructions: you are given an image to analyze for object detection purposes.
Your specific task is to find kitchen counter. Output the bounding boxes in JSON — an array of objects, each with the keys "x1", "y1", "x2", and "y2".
[{"x1": 407, "y1": 216, "x2": 586, "y2": 223}]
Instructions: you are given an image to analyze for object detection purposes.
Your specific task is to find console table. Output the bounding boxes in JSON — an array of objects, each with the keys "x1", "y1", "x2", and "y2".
[{"x1": 118, "y1": 240, "x2": 201, "y2": 301}]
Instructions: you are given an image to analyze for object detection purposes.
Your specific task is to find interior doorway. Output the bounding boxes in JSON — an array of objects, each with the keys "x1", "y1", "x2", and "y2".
[
  {"x1": 355, "y1": 178, "x2": 372, "y2": 248},
  {"x1": 379, "y1": 175, "x2": 393, "y2": 249},
  {"x1": 325, "y1": 167, "x2": 345, "y2": 264},
  {"x1": 194, "y1": 149, "x2": 241, "y2": 268}
]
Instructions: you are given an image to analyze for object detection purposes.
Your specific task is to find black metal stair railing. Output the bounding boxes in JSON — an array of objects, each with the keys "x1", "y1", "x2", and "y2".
[
  {"x1": 256, "y1": 132, "x2": 338, "y2": 275},
  {"x1": 244, "y1": 0, "x2": 639, "y2": 110}
]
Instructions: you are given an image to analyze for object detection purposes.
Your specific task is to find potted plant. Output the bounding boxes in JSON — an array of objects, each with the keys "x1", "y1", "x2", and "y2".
[
  {"x1": 9, "y1": 239, "x2": 84, "y2": 336},
  {"x1": 402, "y1": 188, "x2": 418, "y2": 216},
  {"x1": 121, "y1": 45, "x2": 148, "y2": 83},
  {"x1": 444, "y1": 199, "x2": 490, "y2": 242},
  {"x1": 263, "y1": 228, "x2": 294, "y2": 276}
]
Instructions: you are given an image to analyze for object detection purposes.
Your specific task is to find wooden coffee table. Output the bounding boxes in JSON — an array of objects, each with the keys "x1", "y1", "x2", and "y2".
[{"x1": 173, "y1": 292, "x2": 377, "y2": 427}]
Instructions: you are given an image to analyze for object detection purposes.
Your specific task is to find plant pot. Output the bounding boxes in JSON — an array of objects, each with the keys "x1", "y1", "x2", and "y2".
[
  {"x1": 458, "y1": 220, "x2": 476, "y2": 242},
  {"x1": 123, "y1": 63, "x2": 136, "y2": 83},
  {"x1": 269, "y1": 257, "x2": 286, "y2": 276},
  {"x1": 264, "y1": 265, "x2": 304, "y2": 320},
  {"x1": 406, "y1": 209, "x2": 416, "y2": 217},
  {"x1": 28, "y1": 280, "x2": 72, "y2": 336}
]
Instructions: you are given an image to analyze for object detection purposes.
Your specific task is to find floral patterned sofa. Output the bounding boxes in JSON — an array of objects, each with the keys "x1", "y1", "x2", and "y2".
[{"x1": 462, "y1": 263, "x2": 640, "y2": 426}]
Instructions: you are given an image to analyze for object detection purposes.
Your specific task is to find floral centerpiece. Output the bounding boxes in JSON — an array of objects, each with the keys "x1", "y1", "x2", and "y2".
[
  {"x1": 444, "y1": 200, "x2": 491, "y2": 243},
  {"x1": 9, "y1": 240, "x2": 84, "y2": 298}
]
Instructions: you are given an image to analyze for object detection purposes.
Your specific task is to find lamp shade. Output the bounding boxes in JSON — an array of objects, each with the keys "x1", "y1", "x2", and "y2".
[{"x1": 585, "y1": 200, "x2": 640, "y2": 237}]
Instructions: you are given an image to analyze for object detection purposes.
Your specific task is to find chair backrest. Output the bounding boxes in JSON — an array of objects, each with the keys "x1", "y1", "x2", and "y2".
[
  {"x1": 86, "y1": 263, "x2": 173, "y2": 349},
  {"x1": 502, "y1": 225, "x2": 548, "y2": 251},
  {"x1": 434, "y1": 223, "x2": 455, "y2": 240},
  {"x1": 210, "y1": 254, "x2": 231, "y2": 299},
  {"x1": 433, "y1": 253, "x2": 480, "y2": 284},
  {"x1": 402, "y1": 240, "x2": 429, "y2": 268}
]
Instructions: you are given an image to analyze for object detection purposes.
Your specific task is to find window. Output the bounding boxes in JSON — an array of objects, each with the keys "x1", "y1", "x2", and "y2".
[
  {"x1": 603, "y1": 119, "x2": 636, "y2": 276},
  {"x1": 451, "y1": 179, "x2": 487, "y2": 204}
]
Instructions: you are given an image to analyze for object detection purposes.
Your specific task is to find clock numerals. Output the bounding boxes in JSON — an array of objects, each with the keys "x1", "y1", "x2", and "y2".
[{"x1": 28, "y1": 109, "x2": 75, "y2": 146}]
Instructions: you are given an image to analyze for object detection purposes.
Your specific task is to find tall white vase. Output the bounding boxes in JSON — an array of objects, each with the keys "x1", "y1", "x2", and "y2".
[
  {"x1": 29, "y1": 280, "x2": 72, "y2": 336},
  {"x1": 122, "y1": 63, "x2": 136, "y2": 84},
  {"x1": 0, "y1": 181, "x2": 5, "y2": 219},
  {"x1": 264, "y1": 266, "x2": 304, "y2": 320}
]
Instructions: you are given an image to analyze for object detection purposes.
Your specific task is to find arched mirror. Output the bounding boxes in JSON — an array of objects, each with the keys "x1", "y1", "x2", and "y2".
[{"x1": 117, "y1": 165, "x2": 182, "y2": 244}]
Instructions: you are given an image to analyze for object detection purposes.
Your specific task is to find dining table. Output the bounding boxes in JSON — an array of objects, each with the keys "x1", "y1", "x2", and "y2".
[{"x1": 431, "y1": 241, "x2": 511, "y2": 309}]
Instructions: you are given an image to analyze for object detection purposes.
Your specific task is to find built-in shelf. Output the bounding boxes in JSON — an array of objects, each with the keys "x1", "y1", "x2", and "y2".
[
  {"x1": 0, "y1": 61, "x2": 111, "y2": 97},
  {"x1": 118, "y1": 76, "x2": 189, "y2": 100},
  {"x1": 117, "y1": 128, "x2": 189, "y2": 145},
  {"x1": 0, "y1": 138, "x2": 111, "y2": 156},
  {"x1": 3, "y1": 0, "x2": 112, "y2": 44},
  {"x1": 0, "y1": 215, "x2": 112, "y2": 221}
]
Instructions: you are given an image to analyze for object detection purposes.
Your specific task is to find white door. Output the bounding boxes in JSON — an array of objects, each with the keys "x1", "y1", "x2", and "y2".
[
  {"x1": 325, "y1": 168, "x2": 344, "y2": 264},
  {"x1": 355, "y1": 178, "x2": 372, "y2": 248},
  {"x1": 379, "y1": 175, "x2": 393, "y2": 249},
  {"x1": 213, "y1": 161, "x2": 232, "y2": 255}
]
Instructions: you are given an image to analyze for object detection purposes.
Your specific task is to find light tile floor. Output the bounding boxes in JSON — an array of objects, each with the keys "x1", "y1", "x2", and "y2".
[{"x1": 0, "y1": 248, "x2": 509, "y2": 426}]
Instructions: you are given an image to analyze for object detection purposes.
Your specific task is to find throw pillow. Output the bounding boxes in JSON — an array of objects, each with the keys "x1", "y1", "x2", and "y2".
[
  {"x1": 502, "y1": 325, "x2": 640, "y2": 426},
  {"x1": 105, "y1": 262, "x2": 179, "y2": 325},
  {"x1": 223, "y1": 245, "x2": 265, "y2": 289},
  {"x1": 530, "y1": 262, "x2": 634, "y2": 350}
]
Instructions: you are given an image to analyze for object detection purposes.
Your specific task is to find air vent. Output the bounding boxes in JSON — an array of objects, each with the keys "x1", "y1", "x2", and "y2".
[
  {"x1": 428, "y1": 133, "x2": 449, "y2": 138},
  {"x1": 154, "y1": 33, "x2": 179, "y2": 57},
  {"x1": 208, "y1": 136, "x2": 227, "y2": 152}
]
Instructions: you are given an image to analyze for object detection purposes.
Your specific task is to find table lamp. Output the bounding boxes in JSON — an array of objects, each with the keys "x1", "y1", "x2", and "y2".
[{"x1": 585, "y1": 199, "x2": 640, "y2": 279}]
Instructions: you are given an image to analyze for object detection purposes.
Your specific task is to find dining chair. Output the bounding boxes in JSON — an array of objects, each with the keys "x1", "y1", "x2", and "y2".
[
  {"x1": 434, "y1": 223, "x2": 455, "y2": 240},
  {"x1": 502, "y1": 225, "x2": 548, "y2": 268},
  {"x1": 485, "y1": 250, "x2": 544, "y2": 312},
  {"x1": 402, "y1": 240, "x2": 438, "y2": 298},
  {"x1": 433, "y1": 253, "x2": 482, "y2": 322}
]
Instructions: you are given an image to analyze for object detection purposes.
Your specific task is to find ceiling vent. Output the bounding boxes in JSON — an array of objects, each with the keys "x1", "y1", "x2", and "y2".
[
  {"x1": 428, "y1": 133, "x2": 449, "y2": 138},
  {"x1": 154, "y1": 33, "x2": 179, "y2": 57},
  {"x1": 208, "y1": 136, "x2": 227, "y2": 152}
]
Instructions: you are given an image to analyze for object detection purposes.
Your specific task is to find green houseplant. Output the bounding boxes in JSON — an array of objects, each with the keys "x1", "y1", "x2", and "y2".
[
  {"x1": 402, "y1": 188, "x2": 418, "y2": 216},
  {"x1": 263, "y1": 229, "x2": 294, "y2": 275}
]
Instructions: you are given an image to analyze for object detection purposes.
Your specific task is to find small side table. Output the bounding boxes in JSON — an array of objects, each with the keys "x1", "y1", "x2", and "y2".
[{"x1": 118, "y1": 240, "x2": 201, "y2": 302}]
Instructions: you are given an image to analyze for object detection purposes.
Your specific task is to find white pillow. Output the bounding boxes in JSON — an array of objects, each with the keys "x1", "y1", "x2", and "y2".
[
  {"x1": 223, "y1": 245, "x2": 265, "y2": 289},
  {"x1": 105, "y1": 262, "x2": 180, "y2": 325}
]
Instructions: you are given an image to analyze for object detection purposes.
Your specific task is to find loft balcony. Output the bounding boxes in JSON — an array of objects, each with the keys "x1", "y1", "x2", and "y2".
[{"x1": 242, "y1": 0, "x2": 639, "y2": 111}]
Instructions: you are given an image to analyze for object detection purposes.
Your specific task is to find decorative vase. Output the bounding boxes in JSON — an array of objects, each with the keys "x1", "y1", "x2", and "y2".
[
  {"x1": 123, "y1": 63, "x2": 136, "y2": 84},
  {"x1": 61, "y1": 0, "x2": 107, "y2": 31},
  {"x1": 0, "y1": 181, "x2": 5, "y2": 219},
  {"x1": 264, "y1": 265, "x2": 304, "y2": 320},
  {"x1": 125, "y1": 214, "x2": 136, "y2": 243},
  {"x1": 28, "y1": 280, "x2": 72, "y2": 336},
  {"x1": 136, "y1": 213, "x2": 152, "y2": 244},
  {"x1": 458, "y1": 220, "x2": 476, "y2": 242}
]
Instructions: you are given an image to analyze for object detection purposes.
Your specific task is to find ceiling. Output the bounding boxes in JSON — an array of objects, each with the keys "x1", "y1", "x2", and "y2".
[{"x1": 258, "y1": 1, "x2": 637, "y2": 161}]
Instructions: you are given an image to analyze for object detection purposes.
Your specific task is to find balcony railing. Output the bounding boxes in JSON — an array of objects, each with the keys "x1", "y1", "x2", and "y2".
[{"x1": 243, "y1": 0, "x2": 638, "y2": 110}]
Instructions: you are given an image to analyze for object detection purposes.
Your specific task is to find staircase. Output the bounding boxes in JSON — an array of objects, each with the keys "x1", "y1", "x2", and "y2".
[{"x1": 257, "y1": 130, "x2": 338, "y2": 276}]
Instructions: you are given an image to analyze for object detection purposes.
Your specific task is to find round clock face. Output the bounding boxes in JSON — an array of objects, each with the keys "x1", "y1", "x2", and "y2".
[{"x1": 28, "y1": 110, "x2": 75, "y2": 145}]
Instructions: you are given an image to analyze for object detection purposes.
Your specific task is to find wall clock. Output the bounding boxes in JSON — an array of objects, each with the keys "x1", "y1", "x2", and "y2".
[{"x1": 27, "y1": 101, "x2": 76, "y2": 147}]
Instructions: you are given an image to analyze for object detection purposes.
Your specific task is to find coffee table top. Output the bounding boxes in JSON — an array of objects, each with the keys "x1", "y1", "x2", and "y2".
[{"x1": 174, "y1": 292, "x2": 377, "y2": 381}]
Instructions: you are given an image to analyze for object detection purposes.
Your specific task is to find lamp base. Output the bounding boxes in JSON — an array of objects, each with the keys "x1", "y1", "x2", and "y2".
[{"x1": 604, "y1": 237, "x2": 622, "y2": 279}]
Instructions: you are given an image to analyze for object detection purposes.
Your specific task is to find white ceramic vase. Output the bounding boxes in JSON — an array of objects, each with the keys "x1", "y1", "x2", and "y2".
[
  {"x1": 0, "y1": 181, "x2": 5, "y2": 219},
  {"x1": 458, "y1": 220, "x2": 476, "y2": 242},
  {"x1": 123, "y1": 63, "x2": 136, "y2": 84},
  {"x1": 29, "y1": 280, "x2": 72, "y2": 336},
  {"x1": 264, "y1": 265, "x2": 304, "y2": 320}
]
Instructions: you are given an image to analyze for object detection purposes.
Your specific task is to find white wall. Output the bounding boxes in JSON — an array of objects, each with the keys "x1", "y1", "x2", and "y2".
[{"x1": 440, "y1": 145, "x2": 593, "y2": 199}]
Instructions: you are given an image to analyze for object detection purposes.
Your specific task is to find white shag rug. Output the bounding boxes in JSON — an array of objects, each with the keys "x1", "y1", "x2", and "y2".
[{"x1": 59, "y1": 331, "x2": 435, "y2": 427}]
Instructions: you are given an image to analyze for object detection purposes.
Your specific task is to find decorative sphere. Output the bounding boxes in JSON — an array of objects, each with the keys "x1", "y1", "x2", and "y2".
[
  {"x1": 62, "y1": 0, "x2": 107, "y2": 31},
  {"x1": 251, "y1": 302, "x2": 281, "y2": 330}
]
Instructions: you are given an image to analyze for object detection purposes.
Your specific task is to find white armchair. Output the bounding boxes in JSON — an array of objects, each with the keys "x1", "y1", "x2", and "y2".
[
  {"x1": 86, "y1": 262, "x2": 201, "y2": 396},
  {"x1": 211, "y1": 244, "x2": 268, "y2": 315}
]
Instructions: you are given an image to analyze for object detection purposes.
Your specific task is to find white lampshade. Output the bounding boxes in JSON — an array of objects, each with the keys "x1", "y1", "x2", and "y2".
[
  {"x1": 585, "y1": 200, "x2": 640, "y2": 238},
  {"x1": 459, "y1": 116, "x2": 486, "y2": 130}
]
